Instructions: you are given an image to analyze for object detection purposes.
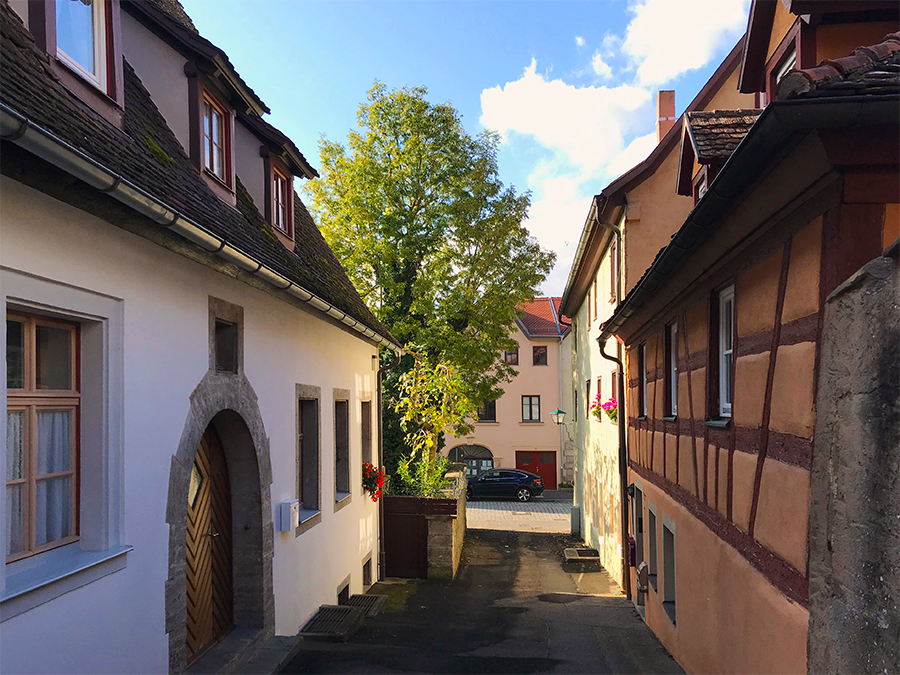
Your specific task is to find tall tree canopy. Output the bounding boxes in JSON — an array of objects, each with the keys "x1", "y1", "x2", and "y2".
[{"x1": 306, "y1": 83, "x2": 554, "y2": 469}]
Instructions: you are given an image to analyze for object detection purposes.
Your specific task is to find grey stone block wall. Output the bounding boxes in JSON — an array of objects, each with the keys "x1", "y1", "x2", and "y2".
[
  {"x1": 426, "y1": 467, "x2": 467, "y2": 580},
  {"x1": 809, "y1": 249, "x2": 899, "y2": 674}
]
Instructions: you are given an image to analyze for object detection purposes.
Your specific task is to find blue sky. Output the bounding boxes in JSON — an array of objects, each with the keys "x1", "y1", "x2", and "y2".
[{"x1": 182, "y1": 0, "x2": 750, "y2": 295}]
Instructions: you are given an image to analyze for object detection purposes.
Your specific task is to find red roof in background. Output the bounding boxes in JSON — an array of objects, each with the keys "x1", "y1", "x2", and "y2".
[{"x1": 517, "y1": 297, "x2": 569, "y2": 338}]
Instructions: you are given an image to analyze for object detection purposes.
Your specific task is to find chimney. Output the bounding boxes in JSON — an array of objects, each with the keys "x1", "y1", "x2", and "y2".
[{"x1": 656, "y1": 90, "x2": 676, "y2": 142}]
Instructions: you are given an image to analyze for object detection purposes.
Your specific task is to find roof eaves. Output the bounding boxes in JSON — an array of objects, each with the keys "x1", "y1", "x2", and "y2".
[
  {"x1": 124, "y1": 0, "x2": 269, "y2": 116},
  {"x1": 562, "y1": 35, "x2": 746, "y2": 316},
  {"x1": 599, "y1": 94, "x2": 900, "y2": 343},
  {"x1": 739, "y1": 0, "x2": 779, "y2": 93}
]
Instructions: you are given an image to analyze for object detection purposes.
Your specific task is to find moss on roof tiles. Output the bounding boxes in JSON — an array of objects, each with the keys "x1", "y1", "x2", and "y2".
[{"x1": 0, "y1": 0, "x2": 395, "y2": 346}]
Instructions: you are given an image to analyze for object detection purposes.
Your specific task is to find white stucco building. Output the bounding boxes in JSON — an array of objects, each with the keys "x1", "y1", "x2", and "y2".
[{"x1": 0, "y1": 1, "x2": 400, "y2": 672}]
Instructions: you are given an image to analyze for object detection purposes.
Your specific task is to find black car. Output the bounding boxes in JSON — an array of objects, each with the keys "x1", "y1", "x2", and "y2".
[{"x1": 466, "y1": 469, "x2": 544, "y2": 502}]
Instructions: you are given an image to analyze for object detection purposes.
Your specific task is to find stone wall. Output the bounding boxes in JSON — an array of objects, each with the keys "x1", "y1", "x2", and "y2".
[
  {"x1": 426, "y1": 467, "x2": 467, "y2": 580},
  {"x1": 809, "y1": 245, "x2": 899, "y2": 674}
]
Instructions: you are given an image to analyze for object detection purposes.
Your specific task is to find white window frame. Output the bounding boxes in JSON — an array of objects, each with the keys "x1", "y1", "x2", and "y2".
[
  {"x1": 668, "y1": 321, "x2": 678, "y2": 416},
  {"x1": 55, "y1": 0, "x2": 108, "y2": 91},
  {"x1": 774, "y1": 47, "x2": 797, "y2": 85},
  {"x1": 719, "y1": 285, "x2": 735, "y2": 418}
]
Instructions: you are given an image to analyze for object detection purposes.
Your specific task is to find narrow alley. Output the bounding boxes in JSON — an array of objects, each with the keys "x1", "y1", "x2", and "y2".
[{"x1": 281, "y1": 527, "x2": 683, "y2": 674}]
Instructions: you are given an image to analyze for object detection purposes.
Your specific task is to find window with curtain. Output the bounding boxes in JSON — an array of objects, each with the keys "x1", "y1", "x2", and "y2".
[
  {"x1": 6, "y1": 313, "x2": 80, "y2": 562},
  {"x1": 521, "y1": 395, "x2": 540, "y2": 422}
]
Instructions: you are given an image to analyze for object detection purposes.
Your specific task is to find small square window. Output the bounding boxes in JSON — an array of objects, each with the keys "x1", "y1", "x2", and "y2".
[
  {"x1": 214, "y1": 319, "x2": 238, "y2": 373},
  {"x1": 532, "y1": 346, "x2": 548, "y2": 366},
  {"x1": 504, "y1": 348, "x2": 519, "y2": 365}
]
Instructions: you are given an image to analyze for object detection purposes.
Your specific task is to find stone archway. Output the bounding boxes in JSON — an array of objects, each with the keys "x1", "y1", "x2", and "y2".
[
  {"x1": 447, "y1": 444, "x2": 494, "y2": 479},
  {"x1": 165, "y1": 371, "x2": 274, "y2": 674}
]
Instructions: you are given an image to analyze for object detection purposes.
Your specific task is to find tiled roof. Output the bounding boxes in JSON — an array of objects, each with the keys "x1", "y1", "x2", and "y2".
[
  {"x1": 142, "y1": 0, "x2": 197, "y2": 33},
  {"x1": 123, "y1": 0, "x2": 269, "y2": 115},
  {"x1": 777, "y1": 32, "x2": 900, "y2": 100},
  {"x1": 600, "y1": 34, "x2": 899, "y2": 343},
  {"x1": 517, "y1": 297, "x2": 568, "y2": 338},
  {"x1": 0, "y1": 1, "x2": 395, "y2": 346},
  {"x1": 685, "y1": 109, "x2": 762, "y2": 163}
]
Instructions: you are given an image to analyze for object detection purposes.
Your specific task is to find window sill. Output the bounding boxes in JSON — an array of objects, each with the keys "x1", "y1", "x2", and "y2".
[
  {"x1": 704, "y1": 418, "x2": 731, "y2": 429},
  {"x1": 476, "y1": 421, "x2": 499, "y2": 425},
  {"x1": 662, "y1": 415, "x2": 677, "y2": 422},
  {"x1": 203, "y1": 168, "x2": 235, "y2": 194},
  {"x1": 334, "y1": 492, "x2": 352, "y2": 513},
  {"x1": 294, "y1": 509, "x2": 322, "y2": 537},
  {"x1": 519, "y1": 421, "x2": 544, "y2": 425},
  {"x1": 1, "y1": 543, "x2": 132, "y2": 622},
  {"x1": 662, "y1": 600, "x2": 677, "y2": 625}
]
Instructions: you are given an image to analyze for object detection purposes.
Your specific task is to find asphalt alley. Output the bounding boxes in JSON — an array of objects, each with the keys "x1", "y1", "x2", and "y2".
[{"x1": 281, "y1": 530, "x2": 684, "y2": 674}]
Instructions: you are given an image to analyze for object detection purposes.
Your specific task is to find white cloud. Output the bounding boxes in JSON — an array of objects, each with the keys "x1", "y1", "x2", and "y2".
[
  {"x1": 604, "y1": 131, "x2": 657, "y2": 180},
  {"x1": 523, "y1": 174, "x2": 594, "y2": 297},
  {"x1": 481, "y1": 60, "x2": 649, "y2": 179},
  {"x1": 590, "y1": 52, "x2": 613, "y2": 79},
  {"x1": 481, "y1": 0, "x2": 752, "y2": 295},
  {"x1": 623, "y1": 0, "x2": 749, "y2": 86}
]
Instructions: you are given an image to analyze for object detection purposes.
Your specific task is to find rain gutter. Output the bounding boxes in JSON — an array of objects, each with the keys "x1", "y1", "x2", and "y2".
[
  {"x1": 597, "y1": 95, "x2": 900, "y2": 344},
  {"x1": 0, "y1": 103, "x2": 403, "y2": 354}
]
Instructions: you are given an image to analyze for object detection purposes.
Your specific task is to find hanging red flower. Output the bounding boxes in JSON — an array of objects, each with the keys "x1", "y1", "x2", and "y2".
[{"x1": 362, "y1": 462, "x2": 385, "y2": 502}]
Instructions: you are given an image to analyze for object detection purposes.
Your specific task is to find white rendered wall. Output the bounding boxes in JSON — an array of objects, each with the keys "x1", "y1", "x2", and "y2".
[
  {"x1": 0, "y1": 178, "x2": 379, "y2": 673},
  {"x1": 120, "y1": 11, "x2": 192, "y2": 154},
  {"x1": 571, "y1": 250, "x2": 623, "y2": 587}
]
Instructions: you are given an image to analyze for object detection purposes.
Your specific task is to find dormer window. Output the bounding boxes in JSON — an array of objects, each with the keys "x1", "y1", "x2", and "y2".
[
  {"x1": 56, "y1": 0, "x2": 107, "y2": 89},
  {"x1": 202, "y1": 94, "x2": 229, "y2": 184},
  {"x1": 265, "y1": 157, "x2": 294, "y2": 242},
  {"x1": 272, "y1": 166, "x2": 290, "y2": 233},
  {"x1": 28, "y1": 0, "x2": 124, "y2": 124}
]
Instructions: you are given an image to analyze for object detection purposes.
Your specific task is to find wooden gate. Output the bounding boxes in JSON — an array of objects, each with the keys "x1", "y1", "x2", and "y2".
[
  {"x1": 186, "y1": 424, "x2": 234, "y2": 664},
  {"x1": 383, "y1": 496, "x2": 457, "y2": 578},
  {"x1": 515, "y1": 451, "x2": 558, "y2": 489}
]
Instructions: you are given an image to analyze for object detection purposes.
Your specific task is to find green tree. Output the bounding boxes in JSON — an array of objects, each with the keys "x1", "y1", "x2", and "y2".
[
  {"x1": 391, "y1": 355, "x2": 476, "y2": 496},
  {"x1": 306, "y1": 83, "x2": 554, "y2": 471}
]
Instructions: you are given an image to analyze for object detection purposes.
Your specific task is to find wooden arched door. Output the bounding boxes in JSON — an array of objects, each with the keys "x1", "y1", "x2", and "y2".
[{"x1": 186, "y1": 423, "x2": 234, "y2": 664}]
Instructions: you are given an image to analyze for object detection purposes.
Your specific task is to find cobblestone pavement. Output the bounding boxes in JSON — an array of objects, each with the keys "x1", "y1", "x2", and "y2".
[{"x1": 467, "y1": 499, "x2": 572, "y2": 533}]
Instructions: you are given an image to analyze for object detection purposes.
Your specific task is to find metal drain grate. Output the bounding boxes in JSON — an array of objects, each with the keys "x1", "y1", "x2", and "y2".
[
  {"x1": 299, "y1": 605, "x2": 365, "y2": 642},
  {"x1": 347, "y1": 593, "x2": 387, "y2": 617}
]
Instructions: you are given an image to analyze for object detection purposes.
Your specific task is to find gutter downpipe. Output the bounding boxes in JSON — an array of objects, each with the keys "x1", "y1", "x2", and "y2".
[
  {"x1": 599, "y1": 336, "x2": 631, "y2": 601},
  {"x1": 0, "y1": 103, "x2": 404, "y2": 354},
  {"x1": 376, "y1": 350, "x2": 401, "y2": 581},
  {"x1": 594, "y1": 203, "x2": 631, "y2": 600}
]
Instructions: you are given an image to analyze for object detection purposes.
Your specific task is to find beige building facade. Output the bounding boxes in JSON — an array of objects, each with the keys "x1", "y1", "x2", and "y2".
[{"x1": 444, "y1": 298, "x2": 569, "y2": 490}]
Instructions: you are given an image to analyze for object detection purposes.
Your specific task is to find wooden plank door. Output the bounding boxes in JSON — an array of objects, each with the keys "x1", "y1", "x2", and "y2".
[{"x1": 186, "y1": 424, "x2": 234, "y2": 664}]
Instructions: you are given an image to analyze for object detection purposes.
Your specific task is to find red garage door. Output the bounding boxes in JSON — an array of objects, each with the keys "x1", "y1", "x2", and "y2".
[{"x1": 515, "y1": 451, "x2": 557, "y2": 490}]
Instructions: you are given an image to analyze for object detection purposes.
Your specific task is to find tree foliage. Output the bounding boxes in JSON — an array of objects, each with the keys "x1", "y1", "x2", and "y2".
[
  {"x1": 306, "y1": 83, "x2": 555, "y2": 471},
  {"x1": 390, "y1": 355, "x2": 476, "y2": 497}
]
